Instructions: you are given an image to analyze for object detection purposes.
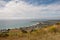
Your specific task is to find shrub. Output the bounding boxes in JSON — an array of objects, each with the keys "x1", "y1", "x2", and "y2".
[
  {"x1": 49, "y1": 27, "x2": 57, "y2": 33},
  {"x1": 55, "y1": 22, "x2": 60, "y2": 25},
  {"x1": 21, "y1": 30, "x2": 27, "y2": 33},
  {"x1": 0, "y1": 32, "x2": 9, "y2": 37}
]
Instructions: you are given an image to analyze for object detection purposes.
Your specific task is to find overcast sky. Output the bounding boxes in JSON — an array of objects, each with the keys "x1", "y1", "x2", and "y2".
[{"x1": 0, "y1": 0, "x2": 60, "y2": 19}]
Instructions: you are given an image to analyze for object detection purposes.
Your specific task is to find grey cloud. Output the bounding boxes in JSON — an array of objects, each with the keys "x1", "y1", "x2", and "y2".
[{"x1": 0, "y1": 0, "x2": 60, "y2": 19}]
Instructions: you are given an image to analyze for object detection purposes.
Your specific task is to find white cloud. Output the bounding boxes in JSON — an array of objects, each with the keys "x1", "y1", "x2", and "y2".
[
  {"x1": 0, "y1": 0, "x2": 7, "y2": 8},
  {"x1": 0, "y1": 0, "x2": 60, "y2": 19}
]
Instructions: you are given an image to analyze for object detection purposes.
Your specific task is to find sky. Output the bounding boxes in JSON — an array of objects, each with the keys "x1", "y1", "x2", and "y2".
[{"x1": 0, "y1": 0, "x2": 60, "y2": 19}]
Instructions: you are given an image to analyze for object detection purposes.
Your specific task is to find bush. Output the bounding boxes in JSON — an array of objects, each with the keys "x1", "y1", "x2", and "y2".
[
  {"x1": 0, "y1": 32, "x2": 9, "y2": 37},
  {"x1": 21, "y1": 30, "x2": 27, "y2": 33},
  {"x1": 55, "y1": 22, "x2": 60, "y2": 25},
  {"x1": 49, "y1": 27, "x2": 57, "y2": 33}
]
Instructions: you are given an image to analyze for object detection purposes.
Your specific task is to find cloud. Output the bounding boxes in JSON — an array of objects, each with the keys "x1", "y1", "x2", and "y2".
[
  {"x1": 23, "y1": 0, "x2": 60, "y2": 5},
  {"x1": 0, "y1": 1, "x2": 6, "y2": 8},
  {"x1": 0, "y1": 0, "x2": 60, "y2": 19}
]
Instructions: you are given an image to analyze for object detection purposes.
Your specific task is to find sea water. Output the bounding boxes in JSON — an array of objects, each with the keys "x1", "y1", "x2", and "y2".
[{"x1": 0, "y1": 19, "x2": 40, "y2": 30}]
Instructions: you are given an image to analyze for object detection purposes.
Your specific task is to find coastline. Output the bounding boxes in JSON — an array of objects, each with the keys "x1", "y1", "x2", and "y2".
[
  {"x1": 0, "y1": 20, "x2": 60, "y2": 40},
  {"x1": 0, "y1": 20, "x2": 60, "y2": 31}
]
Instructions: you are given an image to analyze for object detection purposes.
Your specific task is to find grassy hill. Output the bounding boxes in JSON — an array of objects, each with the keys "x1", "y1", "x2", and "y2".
[{"x1": 0, "y1": 22, "x2": 60, "y2": 40}]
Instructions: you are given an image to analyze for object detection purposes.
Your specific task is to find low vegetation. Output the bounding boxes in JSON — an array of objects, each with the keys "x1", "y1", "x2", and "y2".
[{"x1": 0, "y1": 32, "x2": 9, "y2": 37}]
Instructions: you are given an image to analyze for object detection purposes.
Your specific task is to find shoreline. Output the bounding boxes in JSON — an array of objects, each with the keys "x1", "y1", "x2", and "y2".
[
  {"x1": 0, "y1": 20, "x2": 60, "y2": 31},
  {"x1": 0, "y1": 22, "x2": 40, "y2": 30}
]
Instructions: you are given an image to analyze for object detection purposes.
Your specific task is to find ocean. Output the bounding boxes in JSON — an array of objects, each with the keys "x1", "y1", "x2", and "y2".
[{"x1": 0, "y1": 19, "x2": 40, "y2": 30}]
